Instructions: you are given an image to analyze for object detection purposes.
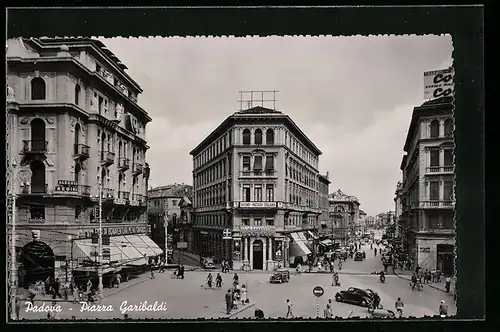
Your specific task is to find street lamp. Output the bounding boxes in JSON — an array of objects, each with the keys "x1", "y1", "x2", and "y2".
[
  {"x1": 97, "y1": 180, "x2": 104, "y2": 295},
  {"x1": 8, "y1": 159, "x2": 32, "y2": 320}
]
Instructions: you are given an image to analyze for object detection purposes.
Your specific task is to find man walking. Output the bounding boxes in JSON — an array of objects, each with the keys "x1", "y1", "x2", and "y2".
[
  {"x1": 445, "y1": 277, "x2": 451, "y2": 293},
  {"x1": 225, "y1": 290, "x2": 232, "y2": 314},
  {"x1": 286, "y1": 299, "x2": 294, "y2": 318},
  {"x1": 439, "y1": 300, "x2": 449, "y2": 317},
  {"x1": 395, "y1": 297, "x2": 404, "y2": 318}
]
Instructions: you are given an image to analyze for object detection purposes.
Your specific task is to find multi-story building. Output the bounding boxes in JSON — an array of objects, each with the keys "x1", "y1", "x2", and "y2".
[
  {"x1": 328, "y1": 189, "x2": 360, "y2": 243},
  {"x1": 317, "y1": 173, "x2": 331, "y2": 235},
  {"x1": 190, "y1": 105, "x2": 323, "y2": 271},
  {"x1": 365, "y1": 216, "x2": 375, "y2": 228},
  {"x1": 358, "y1": 210, "x2": 367, "y2": 234},
  {"x1": 147, "y1": 184, "x2": 193, "y2": 251},
  {"x1": 399, "y1": 96, "x2": 455, "y2": 275},
  {"x1": 7, "y1": 38, "x2": 158, "y2": 286},
  {"x1": 394, "y1": 181, "x2": 404, "y2": 239}
]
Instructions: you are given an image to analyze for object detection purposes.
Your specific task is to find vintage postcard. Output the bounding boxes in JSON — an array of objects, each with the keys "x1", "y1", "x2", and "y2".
[{"x1": 7, "y1": 33, "x2": 458, "y2": 321}]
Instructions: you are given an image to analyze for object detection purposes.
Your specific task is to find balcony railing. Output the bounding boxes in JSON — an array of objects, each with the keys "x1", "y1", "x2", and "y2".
[
  {"x1": 100, "y1": 151, "x2": 115, "y2": 166},
  {"x1": 426, "y1": 166, "x2": 454, "y2": 173},
  {"x1": 420, "y1": 200, "x2": 454, "y2": 208},
  {"x1": 22, "y1": 140, "x2": 48, "y2": 154},
  {"x1": 101, "y1": 188, "x2": 115, "y2": 199},
  {"x1": 54, "y1": 181, "x2": 91, "y2": 196},
  {"x1": 240, "y1": 170, "x2": 276, "y2": 177},
  {"x1": 132, "y1": 163, "x2": 143, "y2": 175},
  {"x1": 22, "y1": 184, "x2": 48, "y2": 194},
  {"x1": 74, "y1": 144, "x2": 90, "y2": 160},
  {"x1": 118, "y1": 158, "x2": 130, "y2": 171},
  {"x1": 118, "y1": 191, "x2": 130, "y2": 200}
]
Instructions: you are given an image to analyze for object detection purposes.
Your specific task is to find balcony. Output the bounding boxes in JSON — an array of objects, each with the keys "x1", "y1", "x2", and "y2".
[
  {"x1": 278, "y1": 202, "x2": 322, "y2": 214},
  {"x1": 426, "y1": 166, "x2": 454, "y2": 174},
  {"x1": 118, "y1": 158, "x2": 130, "y2": 171},
  {"x1": 240, "y1": 170, "x2": 277, "y2": 177},
  {"x1": 420, "y1": 200, "x2": 454, "y2": 209},
  {"x1": 132, "y1": 163, "x2": 143, "y2": 176},
  {"x1": 74, "y1": 144, "x2": 90, "y2": 161},
  {"x1": 100, "y1": 151, "x2": 115, "y2": 166},
  {"x1": 101, "y1": 188, "x2": 115, "y2": 199},
  {"x1": 22, "y1": 140, "x2": 48, "y2": 154},
  {"x1": 21, "y1": 184, "x2": 48, "y2": 195},
  {"x1": 130, "y1": 193, "x2": 145, "y2": 206},
  {"x1": 54, "y1": 181, "x2": 91, "y2": 196},
  {"x1": 113, "y1": 191, "x2": 130, "y2": 205}
]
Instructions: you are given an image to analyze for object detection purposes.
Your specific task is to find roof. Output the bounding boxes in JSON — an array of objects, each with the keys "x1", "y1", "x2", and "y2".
[
  {"x1": 329, "y1": 189, "x2": 360, "y2": 204},
  {"x1": 318, "y1": 174, "x2": 331, "y2": 184},
  {"x1": 148, "y1": 184, "x2": 193, "y2": 199},
  {"x1": 403, "y1": 97, "x2": 454, "y2": 152},
  {"x1": 24, "y1": 38, "x2": 142, "y2": 93},
  {"x1": 190, "y1": 106, "x2": 322, "y2": 156}
]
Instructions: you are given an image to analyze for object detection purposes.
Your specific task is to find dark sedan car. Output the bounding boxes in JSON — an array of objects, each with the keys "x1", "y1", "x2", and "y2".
[
  {"x1": 354, "y1": 252, "x2": 365, "y2": 261},
  {"x1": 335, "y1": 287, "x2": 376, "y2": 307}
]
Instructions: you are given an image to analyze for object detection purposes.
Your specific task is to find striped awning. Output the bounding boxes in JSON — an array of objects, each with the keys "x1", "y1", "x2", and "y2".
[{"x1": 290, "y1": 232, "x2": 311, "y2": 257}]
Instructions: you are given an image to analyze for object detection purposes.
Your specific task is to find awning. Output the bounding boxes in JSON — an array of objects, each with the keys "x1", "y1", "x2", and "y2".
[
  {"x1": 110, "y1": 236, "x2": 147, "y2": 266},
  {"x1": 290, "y1": 233, "x2": 311, "y2": 257},
  {"x1": 124, "y1": 235, "x2": 157, "y2": 257},
  {"x1": 72, "y1": 239, "x2": 126, "y2": 272},
  {"x1": 138, "y1": 235, "x2": 163, "y2": 255},
  {"x1": 307, "y1": 231, "x2": 318, "y2": 240},
  {"x1": 296, "y1": 232, "x2": 309, "y2": 242}
]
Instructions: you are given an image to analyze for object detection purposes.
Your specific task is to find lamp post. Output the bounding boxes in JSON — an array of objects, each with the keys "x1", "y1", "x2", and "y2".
[
  {"x1": 163, "y1": 210, "x2": 169, "y2": 258},
  {"x1": 97, "y1": 180, "x2": 103, "y2": 295},
  {"x1": 8, "y1": 160, "x2": 32, "y2": 320}
]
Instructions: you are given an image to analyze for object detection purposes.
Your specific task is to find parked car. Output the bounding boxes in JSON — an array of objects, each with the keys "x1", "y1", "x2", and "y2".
[
  {"x1": 270, "y1": 269, "x2": 290, "y2": 283},
  {"x1": 335, "y1": 287, "x2": 376, "y2": 307},
  {"x1": 354, "y1": 251, "x2": 365, "y2": 261},
  {"x1": 201, "y1": 258, "x2": 216, "y2": 269}
]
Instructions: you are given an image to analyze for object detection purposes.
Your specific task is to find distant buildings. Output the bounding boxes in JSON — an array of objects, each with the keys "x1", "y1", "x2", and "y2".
[
  {"x1": 147, "y1": 184, "x2": 193, "y2": 251},
  {"x1": 358, "y1": 209, "x2": 367, "y2": 233},
  {"x1": 190, "y1": 105, "x2": 323, "y2": 270},
  {"x1": 399, "y1": 96, "x2": 455, "y2": 275},
  {"x1": 328, "y1": 189, "x2": 360, "y2": 242},
  {"x1": 318, "y1": 173, "x2": 331, "y2": 234},
  {"x1": 7, "y1": 38, "x2": 155, "y2": 286}
]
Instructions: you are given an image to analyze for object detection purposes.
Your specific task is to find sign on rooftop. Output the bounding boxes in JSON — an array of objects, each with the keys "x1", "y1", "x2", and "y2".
[{"x1": 424, "y1": 68, "x2": 454, "y2": 100}]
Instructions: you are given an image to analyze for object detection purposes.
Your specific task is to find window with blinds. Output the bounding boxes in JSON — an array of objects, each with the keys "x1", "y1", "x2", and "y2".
[{"x1": 254, "y1": 155, "x2": 263, "y2": 170}]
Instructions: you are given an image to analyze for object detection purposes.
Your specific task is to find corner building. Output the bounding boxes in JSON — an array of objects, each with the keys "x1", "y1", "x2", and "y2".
[
  {"x1": 190, "y1": 106, "x2": 323, "y2": 271},
  {"x1": 7, "y1": 38, "x2": 159, "y2": 286},
  {"x1": 399, "y1": 96, "x2": 455, "y2": 276}
]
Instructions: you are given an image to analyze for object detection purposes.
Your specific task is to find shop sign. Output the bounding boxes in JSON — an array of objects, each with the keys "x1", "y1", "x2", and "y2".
[
  {"x1": 419, "y1": 246, "x2": 431, "y2": 253},
  {"x1": 239, "y1": 202, "x2": 277, "y2": 208},
  {"x1": 81, "y1": 224, "x2": 150, "y2": 239}
]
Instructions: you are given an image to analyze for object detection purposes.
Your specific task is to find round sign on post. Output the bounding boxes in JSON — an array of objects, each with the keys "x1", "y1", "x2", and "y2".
[{"x1": 313, "y1": 286, "x2": 324, "y2": 297}]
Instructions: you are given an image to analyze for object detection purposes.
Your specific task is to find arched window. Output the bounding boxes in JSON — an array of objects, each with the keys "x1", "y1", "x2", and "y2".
[
  {"x1": 31, "y1": 77, "x2": 46, "y2": 100},
  {"x1": 254, "y1": 129, "x2": 262, "y2": 145},
  {"x1": 30, "y1": 160, "x2": 46, "y2": 193},
  {"x1": 74, "y1": 162, "x2": 81, "y2": 184},
  {"x1": 266, "y1": 128, "x2": 275, "y2": 145},
  {"x1": 242, "y1": 129, "x2": 251, "y2": 145},
  {"x1": 74, "y1": 123, "x2": 80, "y2": 154},
  {"x1": 430, "y1": 120, "x2": 440, "y2": 138},
  {"x1": 30, "y1": 118, "x2": 46, "y2": 152},
  {"x1": 75, "y1": 84, "x2": 81, "y2": 106},
  {"x1": 444, "y1": 118, "x2": 453, "y2": 137}
]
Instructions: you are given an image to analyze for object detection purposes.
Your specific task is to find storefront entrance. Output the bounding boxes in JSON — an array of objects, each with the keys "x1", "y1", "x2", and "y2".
[
  {"x1": 437, "y1": 244, "x2": 455, "y2": 276},
  {"x1": 20, "y1": 241, "x2": 55, "y2": 287},
  {"x1": 252, "y1": 240, "x2": 263, "y2": 270}
]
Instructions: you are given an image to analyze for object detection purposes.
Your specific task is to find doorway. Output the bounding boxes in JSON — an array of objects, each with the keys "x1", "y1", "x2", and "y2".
[
  {"x1": 252, "y1": 239, "x2": 263, "y2": 270},
  {"x1": 21, "y1": 241, "x2": 55, "y2": 287},
  {"x1": 437, "y1": 244, "x2": 455, "y2": 276}
]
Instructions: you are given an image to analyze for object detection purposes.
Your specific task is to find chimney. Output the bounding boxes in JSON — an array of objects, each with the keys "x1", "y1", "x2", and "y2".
[{"x1": 326, "y1": 171, "x2": 329, "y2": 179}]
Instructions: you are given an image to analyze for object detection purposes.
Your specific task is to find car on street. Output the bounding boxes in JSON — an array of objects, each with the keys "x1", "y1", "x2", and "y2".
[
  {"x1": 269, "y1": 269, "x2": 290, "y2": 283},
  {"x1": 335, "y1": 287, "x2": 376, "y2": 307},
  {"x1": 201, "y1": 257, "x2": 216, "y2": 269},
  {"x1": 354, "y1": 251, "x2": 365, "y2": 261}
]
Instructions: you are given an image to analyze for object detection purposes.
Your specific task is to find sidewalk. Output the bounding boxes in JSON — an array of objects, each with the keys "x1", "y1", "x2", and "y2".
[{"x1": 392, "y1": 269, "x2": 454, "y2": 295}]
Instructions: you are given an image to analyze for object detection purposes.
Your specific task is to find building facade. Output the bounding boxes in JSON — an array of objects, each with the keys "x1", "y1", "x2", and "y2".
[
  {"x1": 394, "y1": 181, "x2": 404, "y2": 238},
  {"x1": 317, "y1": 173, "x2": 331, "y2": 235},
  {"x1": 399, "y1": 96, "x2": 455, "y2": 275},
  {"x1": 358, "y1": 210, "x2": 367, "y2": 234},
  {"x1": 190, "y1": 106, "x2": 323, "y2": 271},
  {"x1": 328, "y1": 189, "x2": 361, "y2": 243},
  {"x1": 7, "y1": 38, "x2": 158, "y2": 286},
  {"x1": 147, "y1": 184, "x2": 193, "y2": 252}
]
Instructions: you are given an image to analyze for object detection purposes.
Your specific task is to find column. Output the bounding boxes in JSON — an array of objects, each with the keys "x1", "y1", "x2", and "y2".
[
  {"x1": 439, "y1": 148, "x2": 444, "y2": 171},
  {"x1": 439, "y1": 119, "x2": 445, "y2": 137},
  {"x1": 439, "y1": 180, "x2": 444, "y2": 201},
  {"x1": 243, "y1": 237, "x2": 247, "y2": 262},
  {"x1": 249, "y1": 238, "x2": 254, "y2": 269},
  {"x1": 263, "y1": 237, "x2": 267, "y2": 270},
  {"x1": 268, "y1": 237, "x2": 273, "y2": 261}
]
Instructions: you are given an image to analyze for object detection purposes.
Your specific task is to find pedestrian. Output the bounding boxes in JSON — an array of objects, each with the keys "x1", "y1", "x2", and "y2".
[
  {"x1": 240, "y1": 284, "x2": 248, "y2": 304},
  {"x1": 15, "y1": 296, "x2": 21, "y2": 320},
  {"x1": 52, "y1": 278, "x2": 61, "y2": 299},
  {"x1": 225, "y1": 290, "x2": 232, "y2": 314},
  {"x1": 86, "y1": 279, "x2": 92, "y2": 294},
  {"x1": 47, "y1": 301, "x2": 60, "y2": 320},
  {"x1": 395, "y1": 297, "x2": 404, "y2": 318},
  {"x1": 150, "y1": 265, "x2": 155, "y2": 279},
  {"x1": 445, "y1": 277, "x2": 451, "y2": 293},
  {"x1": 439, "y1": 300, "x2": 448, "y2": 317},
  {"x1": 232, "y1": 289, "x2": 238, "y2": 310},
  {"x1": 254, "y1": 308, "x2": 265, "y2": 318},
  {"x1": 324, "y1": 299, "x2": 333, "y2": 318},
  {"x1": 116, "y1": 273, "x2": 121, "y2": 288},
  {"x1": 216, "y1": 273, "x2": 223, "y2": 288},
  {"x1": 63, "y1": 280, "x2": 70, "y2": 301},
  {"x1": 233, "y1": 273, "x2": 239, "y2": 286},
  {"x1": 286, "y1": 299, "x2": 294, "y2": 318},
  {"x1": 72, "y1": 282, "x2": 79, "y2": 303}
]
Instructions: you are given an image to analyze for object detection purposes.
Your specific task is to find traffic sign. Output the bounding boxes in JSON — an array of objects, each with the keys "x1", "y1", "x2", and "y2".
[
  {"x1": 222, "y1": 229, "x2": 232, "y2": 240},
  {"x1": 176, "y1": 241, "x2": 188, "y2": 249},
  {"x1": 313, "y1": 286, "x2": 324, "y2": 297}
]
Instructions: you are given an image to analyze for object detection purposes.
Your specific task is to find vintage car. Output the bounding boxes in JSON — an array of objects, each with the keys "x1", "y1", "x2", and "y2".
[
  {"x1": 335, "y1": 287, "x2": 376, "y2": 307},
  {"x1": 334, "y1": 249, "x2": 347, "y2": 259},
  {"x1": 201, "y1": 257, "x2": 216, "y2": 269},
  {"x1": 270, "y1": 269, "x2": 290, "y2": 283},
  {"x1": 354, "y1": 251, "x2": 365, "y2": 261}
]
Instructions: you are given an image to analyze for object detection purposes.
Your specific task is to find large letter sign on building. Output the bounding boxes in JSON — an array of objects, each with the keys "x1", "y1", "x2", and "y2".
[{"x1": 424, "y1": 68, "x2": 454, "y2": 100}]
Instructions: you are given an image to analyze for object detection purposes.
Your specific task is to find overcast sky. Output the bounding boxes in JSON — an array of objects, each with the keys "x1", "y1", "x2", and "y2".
[{"x1": 99, "y1": 35, "x2": 453, "y2": 216}]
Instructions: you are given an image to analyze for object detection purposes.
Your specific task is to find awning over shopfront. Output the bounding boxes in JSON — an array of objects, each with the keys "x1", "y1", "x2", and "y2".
[
  {"x1": 290, "y1": 233, "x2": 311, "y2": 257},
  {"x1": 110, "y1": 236, "x2": 148, "y2": 266},
  {"x1": 138, "y1": 235, "x2": 164, "y2": 255},
  {"x1": 307, "y1": 231, "x2": 318, "y2": 240},
  {"x1": 72, "y1": 239, "x2": 126, "y2": 272},
  {"x1": 124, "y1": 235, "x2": 157, "y2": 257}
]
